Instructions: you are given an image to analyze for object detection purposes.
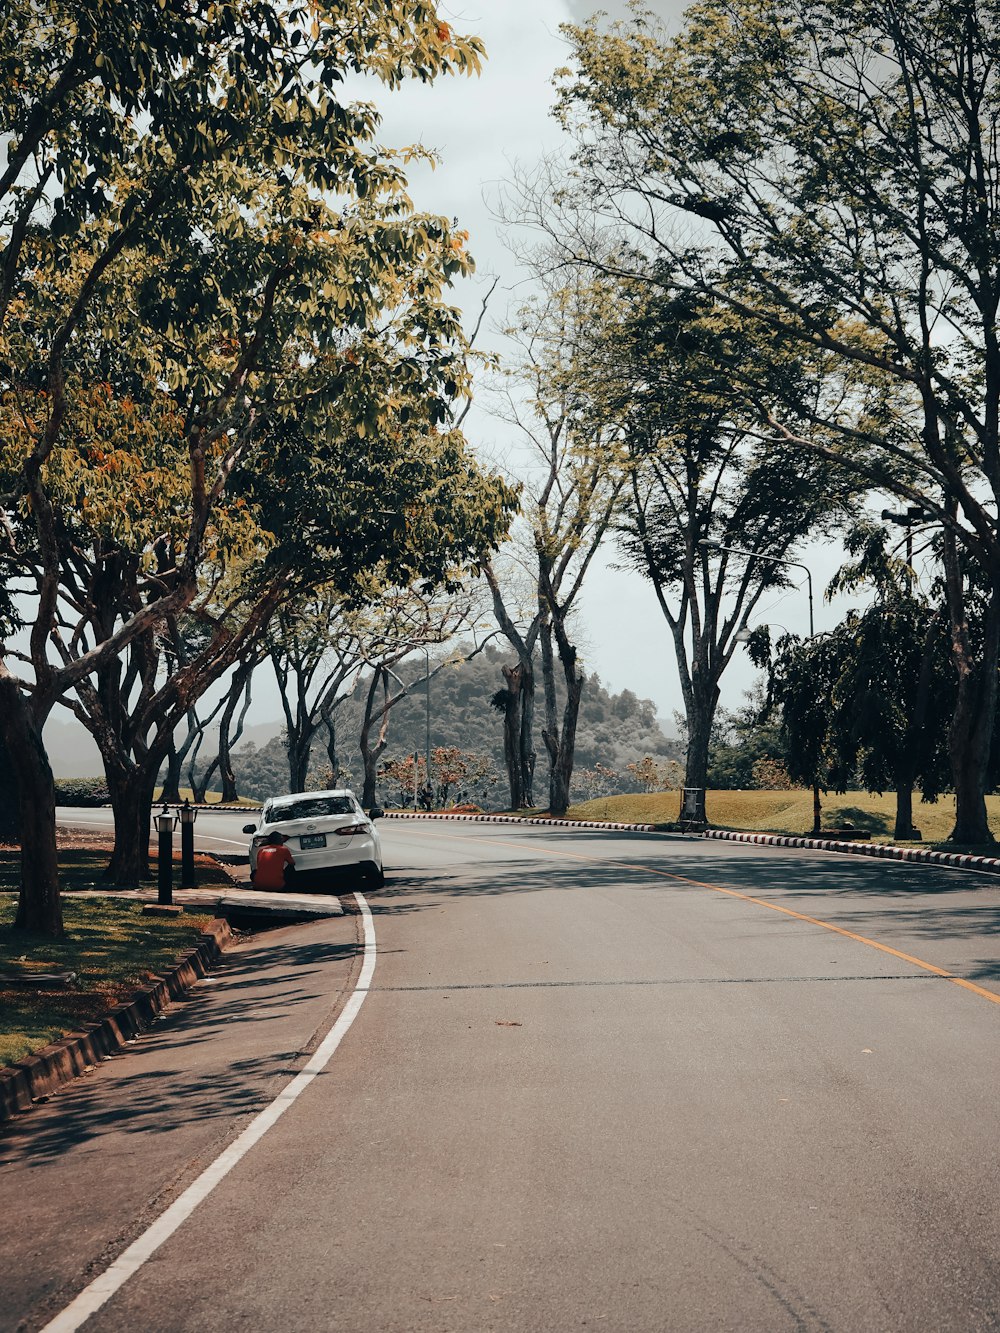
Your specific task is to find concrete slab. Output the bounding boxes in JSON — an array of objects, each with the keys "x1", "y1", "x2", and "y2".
[{"x1": 217, "y1": 893, "x2": 344, "y2": 919}]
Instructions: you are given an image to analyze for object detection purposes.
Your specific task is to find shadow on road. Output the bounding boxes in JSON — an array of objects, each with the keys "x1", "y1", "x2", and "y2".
[{"x1": 0, "y1": 935, "x2": 363, "y2": 1161}]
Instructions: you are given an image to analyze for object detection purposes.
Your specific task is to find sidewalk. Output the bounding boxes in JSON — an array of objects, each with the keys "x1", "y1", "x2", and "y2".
[{"x1": 0, "y1": 909, "x2": 364, "y2": 1333}]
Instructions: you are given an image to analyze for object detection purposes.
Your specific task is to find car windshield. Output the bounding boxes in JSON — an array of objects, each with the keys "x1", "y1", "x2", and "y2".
[{"x1": 265, "y1": 796, "x2": 355, "y2": 823}]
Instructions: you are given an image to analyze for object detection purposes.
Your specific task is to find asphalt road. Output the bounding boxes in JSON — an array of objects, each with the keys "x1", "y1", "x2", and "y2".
[{"x1": 5, "y1": 815, "x2": 1000, "y2": 1332}]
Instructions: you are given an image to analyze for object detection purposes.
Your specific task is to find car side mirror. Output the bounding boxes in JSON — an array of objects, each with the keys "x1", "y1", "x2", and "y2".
[
  {"x1": 242, "y1": 823, "x2": 257, "y2": 834},
  {"x1": 368, "y1": 807, "x2": 384, "y2": 820}
]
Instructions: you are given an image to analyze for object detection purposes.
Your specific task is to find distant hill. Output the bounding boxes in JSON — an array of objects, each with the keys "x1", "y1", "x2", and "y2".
[{"x1": 231, "y1": 643, "x2": 682, "y2": 804}]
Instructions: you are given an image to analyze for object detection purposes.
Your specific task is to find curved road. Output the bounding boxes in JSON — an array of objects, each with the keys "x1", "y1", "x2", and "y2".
[{"x1": 4, "y1": 815, "x2": 1000, "y2": 1331}]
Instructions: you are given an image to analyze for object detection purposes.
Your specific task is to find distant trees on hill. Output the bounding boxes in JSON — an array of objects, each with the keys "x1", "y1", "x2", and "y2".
[{"x1": 228, "y1": 645, "x2": 683, "y2": 806}]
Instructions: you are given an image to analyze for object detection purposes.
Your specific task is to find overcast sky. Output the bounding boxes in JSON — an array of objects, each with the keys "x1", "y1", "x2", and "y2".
[{"x1": 339, "y1": 0, "x2": 854, "y2": 730}]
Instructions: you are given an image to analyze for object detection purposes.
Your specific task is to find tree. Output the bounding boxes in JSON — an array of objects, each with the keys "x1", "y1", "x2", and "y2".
[
  {"x1": 625, "y1": 756, "x2": 683, "y2": 793},
  {"x1": 266, "y1": 591, "x2": 369, "y2": 796},
  {"x1": 603, "y1": 283, "x2": 852, "y2": 818},
  {"x1": 571, "y1": 762, "x2": 622, "y2": 803},
  {"x1": 379, "y1": 753, "x2": 426, "y2": 806},
  {"x1": 554, "y1": 1, "x2": 1000, "y2": 842},
  {"x1": 705, "y1": 699, "x2": 790, "y2": 792},
  {"x1": 0, "y1": 5, "x2": 501, "y2": 929},
  {"x1": 755, "y1": 599, "x2": 954, "y2": 841},
  {"x1": 484, "y1": 596, "x2": 540, "y2": 811},
  {"x1": 821, "y1": 524, "x2": 954, "y2": 839},
  {"x1": 354, "y1": 590, "x2": 494, "y2": 807},
  {"x1": 485, "y1": 275, "x2": 629, "y2": 815},
  {"x1": 56, "y1": 396, "x2": 512, "y2": 889}
]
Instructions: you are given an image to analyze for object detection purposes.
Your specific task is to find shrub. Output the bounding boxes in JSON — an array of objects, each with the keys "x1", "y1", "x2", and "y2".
[
  {"x1": 55, "y1": 778, "x2": 111, "y2": 807},
  {"x1": 750, "y1": 758, "x2": 797, "y2": 791}
]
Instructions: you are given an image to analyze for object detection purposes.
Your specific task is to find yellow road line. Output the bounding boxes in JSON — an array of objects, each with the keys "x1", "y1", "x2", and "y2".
[{"x1": 397, "y1": 825, "x2": 1000, "y2": 1009}]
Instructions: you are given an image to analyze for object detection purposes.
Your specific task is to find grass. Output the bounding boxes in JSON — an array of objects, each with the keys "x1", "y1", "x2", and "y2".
[
  {"x1": 0, "y1": 847, "x2": 237, "y2": 895},
  {"x1": 0, "y1": 850, "x2": 220, "y2": 1067},
  {"x1": 561, "y1": 789, "x2": 1000, "y2": 846},
  {"x1": 153, "y1": 787, "x2": 260, "y2": 806}
]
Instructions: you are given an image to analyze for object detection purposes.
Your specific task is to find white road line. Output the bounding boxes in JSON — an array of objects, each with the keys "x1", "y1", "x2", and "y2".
[
  {"x1": 56, "y1": 812, "x2": 249, "y2": 851},
  {"x1": 180, "y1": 832, "x2": 249, "y2": 850},
  {"x1": 40, "y1": 892, "x2": 377, "y2": 1333}
]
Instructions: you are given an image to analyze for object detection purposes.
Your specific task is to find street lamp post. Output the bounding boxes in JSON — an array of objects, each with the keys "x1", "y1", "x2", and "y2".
[
  {"x1": 179, "y1": 799, "x2": 197, "y2": 889},
  {"x1": 155, "y1": 804, "x2": 178, "y2": 905},
  {"x1": 700, "y1": 539, "x2": 821, "y2": 833},
  {"x1": 699, "y1": 540, "x2": 814, "y2": 636}
]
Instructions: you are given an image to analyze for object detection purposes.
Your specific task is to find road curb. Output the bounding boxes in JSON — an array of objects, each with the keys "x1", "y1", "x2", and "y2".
[
  {"x1": 0, "y1": 918, "x2": 232, "y2": 1123},
  {"x1": 382, "y1": 810, "x2": 659, "y2": 832},
  {"x1": 704, "y1": 828, "x2": 1000, "y2": 876}
]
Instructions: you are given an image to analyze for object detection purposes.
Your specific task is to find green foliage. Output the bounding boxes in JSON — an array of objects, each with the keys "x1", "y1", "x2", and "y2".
[
  {"x1": 763, "y1": 602, "x2": 954, "y2": 799},
  {"x1": 706, "y1": 703, "x2": 789, "y2": 790},
  {"x1": 230, "y1": 647, "x2": 682, "y2": 803},
  {"x1": 53, "y1": 777, "x2": 110, "y2": 807},
  {"x1": 0, "y1": 0, "x2": 511, "y2": 926}
]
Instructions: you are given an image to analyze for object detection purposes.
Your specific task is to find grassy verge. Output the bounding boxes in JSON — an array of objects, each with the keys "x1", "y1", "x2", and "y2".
[
  {"x1": 0, "y1": 852, "x2": 218, "y2": 1067},
  {"x1": 560, "y1": 789, "x2": 1000, "y2": 845},
  {"x1": 152, "y1": 787, "x2": 260, "y2": 806},
  {"x1": 0, "y1": 847, "x2": 237, "y2": 895}
]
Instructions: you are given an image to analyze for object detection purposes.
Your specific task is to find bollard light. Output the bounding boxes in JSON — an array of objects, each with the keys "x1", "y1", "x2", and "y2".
[
  {"x1": 156, "y1": 804, "x2": 177, "y2": 905},
  {"x1": 179, "y1": 798, "x2": 197, "y2": 889}
]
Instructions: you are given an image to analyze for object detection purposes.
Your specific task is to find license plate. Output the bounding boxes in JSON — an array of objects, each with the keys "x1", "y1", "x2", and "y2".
[{"x1": 299, "y1": 833, "x2": 327, "y2": 849}]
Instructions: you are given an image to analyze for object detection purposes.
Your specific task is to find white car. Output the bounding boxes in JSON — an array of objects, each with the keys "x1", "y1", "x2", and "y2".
[{"x1": 243, "y1": 789, "x2": 384, "y2": 888}]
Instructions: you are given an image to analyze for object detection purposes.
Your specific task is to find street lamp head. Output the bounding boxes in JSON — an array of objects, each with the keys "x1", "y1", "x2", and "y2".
[
  {"x1": 179, "y1": 797, "x2": 197, "y2": 825},
  {"x1": 733, "y1": 625, "x2": 752, "y2": 643},
  {"x1": 698, "y1": 538, "x2": 721, "y2": 552},
  {"x1": 155, "y1": 804, "x2": 177, "y2": 834}
]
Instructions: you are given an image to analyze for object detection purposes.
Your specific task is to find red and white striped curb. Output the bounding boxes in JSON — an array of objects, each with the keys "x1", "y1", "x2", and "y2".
[
  {"x1": 704, "y1": 828, "x2": 1000, "y2": 876},
  {"x1": 382, "y1": 810, "x2": 658, "y2": 832}
]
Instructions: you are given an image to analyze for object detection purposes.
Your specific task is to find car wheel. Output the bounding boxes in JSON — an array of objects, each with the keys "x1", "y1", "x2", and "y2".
[{"x1": 363, "y1": 861, "x2": 385, "y2": 889}]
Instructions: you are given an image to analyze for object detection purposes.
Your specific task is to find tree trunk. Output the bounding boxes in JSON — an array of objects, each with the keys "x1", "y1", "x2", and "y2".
[
  {"x1": 499, "y1": 663, "x2": 524, "y2": 809},
  {"x1": 218, "y1": 661, "x2": 255, "y2": 803},
  {"x1": 190, "y1": 762, "x2": 214, "y2": 805},
  {"x1": 684, "y1": 694, "x2": 715, "y2": 792},
  {"x1": 104, "y1": 762, "x2": 158, "y2": 888},
  {"x1": 287, "y1": 733, "x2": 313, "y2": 794},
  {"x1": 361, "y1": 743, "x2": 386, "y2": 808},
  {"x1": 159, "y1": 743, "x2": 182, "y2": 804},
  {"x1": 0, "y1": 735, "x2": 19, "y2": 842},
  {"x1": 518, "y1": 660, "x2": 536, "y2": 807},
  {"x1": 682, "y1": 684, "x2": 717, "y2": 826},
  {"x1": 0, "y1": 675, "x2": 63, "y2": 936},
  {"x1": 359, "y1": 668, "x2": 390, "y2": 808},
  {"x1": 546, "y1": 683, "x2": 582, "y2": 817},
  {"x1": 540, "y1": 619, "x2": 585, "y2": 817},
  {"x1": 322, "y1": 713, "x2": 339, "y2": 787},
  {"x1": 892, "y1": 776, "x2": 917, "y2": 843},
  {"x1": 943, "y1": 533, "x2": 998, "y2": 844},
  {"x1": 219, "y1": 762, "x2": 240, "y2": 804},
  {"x1": 892, "y1": 607, "x2": 940, "y2": 842}
]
